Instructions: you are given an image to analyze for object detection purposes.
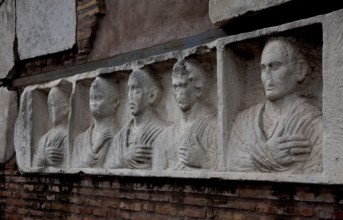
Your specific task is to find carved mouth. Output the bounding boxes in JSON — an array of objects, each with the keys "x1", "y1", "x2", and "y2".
[
  {"x1": 129, "y1": 103, "x2": 135, "y2": 109},
  {"x1": 266, "y1": 84, "x2": 275, "y2": 91}
]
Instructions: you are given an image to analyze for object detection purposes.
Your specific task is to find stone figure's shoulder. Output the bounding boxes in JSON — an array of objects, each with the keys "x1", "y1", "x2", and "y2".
[
  {"x1": 112, "y1": 120, "x2": 132, "y2": 139},
  {"x1": 233, "y1": 102, "x2": 264, "y2": 125},
  {"x1": 301, "y1": 99, "x2": 322, "y2": 116}
]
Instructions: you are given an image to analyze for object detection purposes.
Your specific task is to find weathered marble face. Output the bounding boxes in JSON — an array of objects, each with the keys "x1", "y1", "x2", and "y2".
[
  {"x1": 128, "y1": 74, "x2": 149, "y2": 116},
  {"x1": 172, "y1": 63, "x2": 198, "y2": 112},
  {"x1": 260, "y1": 40, "x2": 299, "y2": 101},
  {"x1": 89, "y1": 78, "x2": 117, "y2": 118},
  {"x1": 47, "y1": 87, "x2": 69, "y2": 126}
]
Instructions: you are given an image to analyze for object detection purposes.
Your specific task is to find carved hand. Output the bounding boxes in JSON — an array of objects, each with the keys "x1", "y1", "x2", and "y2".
[
  {"x1": 267, "y1": 134, "x2": 311, "y2": 166},
  {"x1": 45, "y1": 131, "x2": 65, "y2": 166},
  {"x1": 178, "y1": 135, "x2": 211, "y2": 169},
  {"x1": 125, "y1": 144, "x2": 152, "y2": 165}
]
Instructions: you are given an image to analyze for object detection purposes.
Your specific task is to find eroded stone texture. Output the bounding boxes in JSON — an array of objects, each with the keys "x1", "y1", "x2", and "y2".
[
  {"x1": 0, "y1": 88, "x2": 17, "y2": 163},
  {"x1": 0, "y1": 0, "x2": 15, "y2": 78},
  {"x1": 209, "y1": 0, "x2": 293, "y2": 26},
  {"x1": 16, "y1": 0, "x2": 76, "y2": 60}
]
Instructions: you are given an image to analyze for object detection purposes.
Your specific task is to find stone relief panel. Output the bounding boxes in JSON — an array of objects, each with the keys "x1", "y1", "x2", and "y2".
[
  {"x1": 220, "y1": 25, "x2": 323, "y2": 174},
  {"x1": 152, "y1": 53, "x2": 219, "y2": 171},
  {"x1": 14, "y1": 11, "x2": 343, "y2": 184},
  {"x1": 71, "y1": 76, "x2": 123, "y2": 168},
  {"x1": 15, "y1": 80, "x2": 72, "y2": 171},
  {"x1": 105, "y1": 68, "x2": 166, "y2": 169},
  {"x1": 33, "y1": 82, "x2": 72, "y2": 168}
]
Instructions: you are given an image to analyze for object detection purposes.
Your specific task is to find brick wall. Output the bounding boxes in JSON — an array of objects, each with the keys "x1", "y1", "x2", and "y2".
[{"x1": 1, "y1": 156, "x2": 343, "y2": 219}]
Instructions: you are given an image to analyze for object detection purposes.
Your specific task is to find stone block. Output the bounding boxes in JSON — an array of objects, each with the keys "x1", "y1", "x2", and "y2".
[
  {"x1": 16, "y1": 0, "x2": 76, "y2": 60},
  {"x1": 209, "y1": 0, "x2": 293, "y2": 26},
  {"x1": 0, "y1": 0, "x2": 15, "y2": 78},
  {"x1": 0, "y1": 88, "x2": 17, "y2": 163}
]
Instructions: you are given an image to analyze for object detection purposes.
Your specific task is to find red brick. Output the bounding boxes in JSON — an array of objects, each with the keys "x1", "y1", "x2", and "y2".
[
  {"x1": 77, "y1": 29, "x2": 93, "y2": 41},
  {"x1": 149, "y1": 193, "x2": 169, "y2": 202},
  {"x1": 17, "y1": 208, "x2": 29, "y2": 215},
  {"x1": 8, "y1": 183, "x2": 21, "y2": 190},
  {"x1": 7, "y1": 198, "x2": 23, "y2": 206},
  {"x1": 239, "y1": 188, "x2": 277, "y2": 200},
  {"x1": 119, "y1": 201, "x2": 142, "y2": 212},
  {"x1": 41, "y1": 202, "x2": 51, "y2": 210},
  {"x1": 130, "y1": 213, "x2": 166, "y2": 220},
  {"x1": 78, "y1": 207, "x2": 93, "y2": 215},
  {"x1": 30, "y1": 209, "x2": 45, "y2": 216},
  {"x1": 183, "y1": 196, "x2": 208, "y2": 206},
  {"x1": 93, "y1": 208, "x2": 107, "y2": 217},
  {"x1": 315, "y1": 207, "x2": 334, "y2": 219},
  {"x1": 47, "y1": 194, "x2": 56, "y2": 201},
  {"x1": 217, "y1": 211, "x2": 244, "y2": 220},
  {"x1": 226, "y1": 199, "x2": 256, "y2": 211},
  {"x1": 78, "y1": 187, "x2": 94, "y2": 196},
  {"x1": 334, "y1": 211, "x2": 343, "y2": 219},
  {"x1": 117, "y1": 192, "x2": 135, "y2": 200},
  {"x1": 70, "y1": 197, "x2": 85, "y2": 205},
  {"x1": 256, "y1": 202, "x2": 274, "y2": 214},
  {"x1": 23, "y1": 184, "x2": 35, "y2": 191},
  {"x1": 94, "y1": 188, "x2": 116, "y2": 197},
  {"x1": 66, "y1": 215, "x2": 83, "y2": 220},
  {"x1": 87, "y1": 198, "x2": 102, "y2": 207},
  {"x1": 119, "y1": 210, "x2": 131, "y2": 219},
  {"x1": 179, "y1": 206, "x2": 207, "y2": 218},
  {"x1": 51, "y1": 202, "x2": 65, "y2": 210},
  {"x1": 49, "y1": 185, "x2": 60, "y2": 193},
  {"x1": 98, "y1": 180, "x2": 111, "y2": 188},
  {"x1": 154, "y1": 203, "x2": 177, "y2": 215},
  {"x1": 1, "y1": 191, "x2": 11, "y2": 197},
  {"x1": 78, "y1": 16, "x2": 97, "y2": 28},
  {"x1": 103, "y1": 200, "x2": 119, "y2": 209},
  {"x1": 142, "y1": 203, "x2": 154, "y2": 212}
]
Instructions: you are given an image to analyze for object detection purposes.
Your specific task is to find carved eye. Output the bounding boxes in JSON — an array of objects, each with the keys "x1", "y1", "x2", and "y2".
[
  {"x1": 270, "y1": 62, "x2": 282, "y2": 70},
  {"x1": 261, "y1": 64, "x2": 266, "y2": 72}
]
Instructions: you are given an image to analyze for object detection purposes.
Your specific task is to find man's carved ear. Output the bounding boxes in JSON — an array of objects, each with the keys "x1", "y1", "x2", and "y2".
[
  {"x1": 112, "y1": 97, "x2": 120, "y2": 109},
  {"x1": 148, "y1": 88, "x2": 159, "y2": 105},
  {"x1": 195, "y1": 88, "x2": 202, "y2": 98},
  {"x1": 297, "y1": 59, "x2": 308, "y2": 83}
]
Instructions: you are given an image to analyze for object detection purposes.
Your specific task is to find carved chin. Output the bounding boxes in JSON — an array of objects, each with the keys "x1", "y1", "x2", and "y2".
[
  {"x1": 265, "y1": 91, "x2": 281, "y2": 101},
  {"x1": 178, "y1": 103, "x2": 190, "y2": 111}
]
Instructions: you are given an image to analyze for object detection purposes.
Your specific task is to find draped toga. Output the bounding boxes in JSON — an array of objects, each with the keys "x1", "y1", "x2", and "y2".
[
  {"x1": 72, "y1": 124, "x2": 113, "y2": 168},
  {"x1": 105, "y1": 119, "x2": 163, "y2": 169},
  {"x1": 33, "y1": 128, "x2": 68, "y2": 168},
  {"x1": 227, "y1": 98, "x2": 322, "y2": 173},
  {"x1": 152, "y1": 114, "x2": 218, "y2": 171}
]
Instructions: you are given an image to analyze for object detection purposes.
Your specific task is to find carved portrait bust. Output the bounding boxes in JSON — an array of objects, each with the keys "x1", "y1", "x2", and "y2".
[
  {"x1": 153, "y1": 58, "x2": 218, "y2": 171},
  {"x1": 105, "y1": 68, "x2": 164, "y2": 169},
  {"x1": 227, "y1": 37, "x2": 322, "y2": 173},
  {"x1": 33, "y1": 81, "x2": 72, "y2": 168},
  {"x1": 72, "y1": 76, "x2": 120, "y2": 168}
]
